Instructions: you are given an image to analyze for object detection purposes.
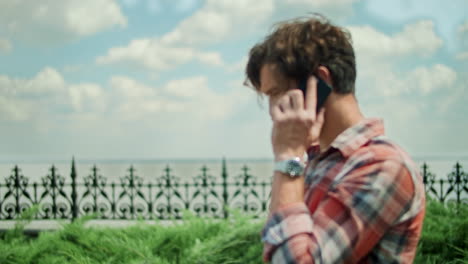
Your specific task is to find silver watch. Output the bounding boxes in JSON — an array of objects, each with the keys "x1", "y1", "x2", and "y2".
[{"x1": 274, "y1": 157, "x2": 305, "y2": 177}]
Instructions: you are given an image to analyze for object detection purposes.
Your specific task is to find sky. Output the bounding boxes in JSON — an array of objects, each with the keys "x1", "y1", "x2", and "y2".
[{"x1": 0, "y1": 0, "x2": 467, "y2": 161}]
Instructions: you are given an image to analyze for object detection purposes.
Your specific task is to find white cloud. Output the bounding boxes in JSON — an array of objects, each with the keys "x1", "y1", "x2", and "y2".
[
  {"x1": 457, "y1": 20, "x2": 468, "y2": 54},
  {"x1": 0, "y1": 0, "x2": 127, "y2": 43},
  {"x1": 356, "y1": 60, "x2": 462, "y2": 156},
  {"x1": 285, "y1": 0, "x2": 359, "y2": 8},
  {"x1": 359, "y1": 64, "x2": 457, "y2": 98},
  {"x1": 161, "y1": 0, "x2": 274, "y2": 46},
  {"x1": 269, "y1": 0, "x2": 360, "y2": 23},
  {"x1": 69, "y1": 83, "x2": 106, "y2": 112},
  {"x1": 228, "y1": 56, "x2": 248, "y2": 73},
  {"x1": 349, "y1": 20, "x2": 443, "y2": 60},
  {"x1": 348, "y1": 20, "x2": 464, "y2": 155},
  {"x1": 0, "y1": 38, "x2": 12, "y2": 53},
  {"x1": 363, "y1": 0, "x2": 467, "y2": 53},
  {"x1": 0, "y1": 68, "x2": 106, "y2": 121},
  {"x1": 352, "y1": 22, "x2": 454, "y2": 101},
  {"x1": 167, "y1": 76, "x2": 249, "y2": 119},
  {"x1": 98, "y1": 0, "x2": 274, "y2": 72},
  {"x1": 408, "y1": 64, "x2": 457, "y2": 95},
  {"x1": 458, "y1": 21, "x2": 468, "y2": 34},
  {"x1": 22, "y1": 68, "x2": 66, "y2": 95},
  {"x1": 106, "y1": 75, "x2": 251, "y2": 122},
  {"x1": 122, "y1": 0, "x2": 198, "y2": 13},
  {"x1": 0, "y1": 68, "x2": 250, "y2": 124},
  {"x1": 197, "y1": 53, "x2": 224, "y2": 67},
  {"x1": 163, "y1": 76, "x2": 251, "y2": 120},
  {"x1": 97, "y1": 38, "x2": 224, "y2": 71},
  {"x1": 108, "y1": 76, "x2": 181, "y2": 119},
  {"x1": 0, "y1": 67, "x2": 66, "y2": 101},
  {"x1": 110, "y1": 76, "x2": 157, "y2": 98},
  {"x1": 164, "y1": 76, "x2": 209, "y2": 98},
  {"x1": 0, "y1": 94, "x2": 30, "y2": 121},
  {"x1": 199, "y1": 0, "x2": 357, "y2": 33},
  {"x1": 435, "y1": 82, "x2": 466, "y2": 114},
  {"x1": 455, "y1": 52, "x2": 468, "y2": 60}
]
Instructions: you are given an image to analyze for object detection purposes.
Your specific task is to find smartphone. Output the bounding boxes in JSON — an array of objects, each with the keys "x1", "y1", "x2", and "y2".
[{"x1": 298, "y1": 76, "x2": 332, "y2": 112}]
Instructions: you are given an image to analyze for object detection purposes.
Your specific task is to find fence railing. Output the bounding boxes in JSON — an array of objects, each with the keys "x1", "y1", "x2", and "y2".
[{"x1": 0, "y1": 159, "x2": 467, "y2": 221}]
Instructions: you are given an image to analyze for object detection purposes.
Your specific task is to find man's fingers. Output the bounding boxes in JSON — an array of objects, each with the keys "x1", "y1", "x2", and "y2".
[
  {"x1": 270, "y1": 96, "x2": 290, "y2": 120},
  {"x1": 289, "y1": 90, "x2": 304, "y2": 110},
  {"x1": 269, "y1": 87, "x2": 311, "y2": 120},
  {"x1": 270, "y1": 105, "x2": 282, "y2": 120},
  {"x1": 278, "y1": 96, "x2": 291, "y2": 112},
  {"x1": 305, "y1": 76, "x2": 318, "y2": 117}
]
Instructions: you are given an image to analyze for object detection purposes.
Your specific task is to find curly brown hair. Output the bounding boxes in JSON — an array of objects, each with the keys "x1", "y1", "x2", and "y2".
[{"x1": 245, "y1": 15, "x2": 356, "y2": 94}]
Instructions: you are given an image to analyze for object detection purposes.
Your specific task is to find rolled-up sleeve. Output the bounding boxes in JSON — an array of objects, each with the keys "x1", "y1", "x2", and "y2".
[
  {"x1": 261, "y1": 203, "x2": 315, "y2": 263},
  {"x1": 261, "y1": 158, "x2": 417, "y2": 263}
]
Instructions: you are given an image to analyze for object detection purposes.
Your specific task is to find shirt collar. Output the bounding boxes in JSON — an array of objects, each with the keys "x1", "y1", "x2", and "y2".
[{"x1": 328, "y1": 118, "x2": 385, "y2": 158}]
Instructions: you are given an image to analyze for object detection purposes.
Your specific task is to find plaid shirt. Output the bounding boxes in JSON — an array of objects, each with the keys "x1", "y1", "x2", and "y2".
[{"x1": 262, "y1": 118, "x2": 425, "y2": 263}]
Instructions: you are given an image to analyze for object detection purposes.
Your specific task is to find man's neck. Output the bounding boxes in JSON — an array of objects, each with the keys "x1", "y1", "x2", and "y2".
[{"x1": 319, "y1": 94, "x2": 364, "y2": 151}]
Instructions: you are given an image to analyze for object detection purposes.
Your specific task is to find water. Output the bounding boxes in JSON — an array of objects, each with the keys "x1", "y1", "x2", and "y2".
[
  {"x1": 0, "y1": 159, "x2": 274, "y2": 184},
  {"x1": 0, "y1": 158, "x2": 466, "y2": 184}
]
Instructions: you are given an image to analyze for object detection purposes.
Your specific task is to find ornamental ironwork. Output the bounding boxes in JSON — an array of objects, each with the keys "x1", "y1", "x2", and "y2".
[{"x1": 0, "y1": 159, "x2": 467, "y2": 221}]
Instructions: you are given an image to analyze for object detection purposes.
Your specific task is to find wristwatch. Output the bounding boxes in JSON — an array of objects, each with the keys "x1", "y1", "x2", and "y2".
[{"x1": 274, "y1": 157, "x2": 305, "y2": 177}]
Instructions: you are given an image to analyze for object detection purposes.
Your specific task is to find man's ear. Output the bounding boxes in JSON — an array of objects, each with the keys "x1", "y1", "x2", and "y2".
[{"x1": 316, "y1": 66, "x2": 333, "y2": 87}]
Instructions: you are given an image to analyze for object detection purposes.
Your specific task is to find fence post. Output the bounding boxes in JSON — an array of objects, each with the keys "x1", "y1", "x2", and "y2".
[
  {"x1": 70, "y1": 157, "x2": 78, "y2": 221},
  {"x1": 455, "y1": 162, "x2": 462, "y2": 205},
  {"x1": 221, "y1": 158, "x2": 229, "y2": 219},
  {"x1": 13, "y1": 166, "x2": 21, "y2": 217},
  {"x1": 422, "y1": 163, "x2": 428, "y2": 184},
  {"x1": 439, "y1": 179, "x2": 444, "y2": 203}
]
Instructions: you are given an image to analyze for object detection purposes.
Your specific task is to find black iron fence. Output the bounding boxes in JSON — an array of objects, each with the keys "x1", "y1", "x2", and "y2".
[{"x1": 0, "y1": 159, "x2": 467, "y2": 221}]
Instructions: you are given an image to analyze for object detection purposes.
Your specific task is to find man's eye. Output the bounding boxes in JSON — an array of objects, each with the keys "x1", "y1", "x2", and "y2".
[{"x1": 269, "y1": 91, "x2": 281, "y2": 97}]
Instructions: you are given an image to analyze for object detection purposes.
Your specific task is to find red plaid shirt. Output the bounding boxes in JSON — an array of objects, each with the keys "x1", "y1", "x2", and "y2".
[{"x1": 262, "y1": 118, "x2": 425, "y2": 263}]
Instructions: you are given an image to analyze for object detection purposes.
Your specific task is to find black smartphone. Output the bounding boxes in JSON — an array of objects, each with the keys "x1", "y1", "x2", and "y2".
[{"x1": 298, "y1": 76, "x2": 332, "y2": 112}]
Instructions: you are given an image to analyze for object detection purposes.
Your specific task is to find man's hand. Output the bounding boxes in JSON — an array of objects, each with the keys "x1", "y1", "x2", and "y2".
[
  {"x1": 270, "y1": 76, "x2": 326, "y2": 161},
  {"x1": 268, "y1": 75, "x2": 326, "y2": 212}
]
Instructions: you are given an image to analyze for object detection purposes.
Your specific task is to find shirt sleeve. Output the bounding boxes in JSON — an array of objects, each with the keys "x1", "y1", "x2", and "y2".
[
  {"x1": 261, "y1": 158, "x2": 416, "y2": 263},
  {"x1": 307, "y1": 145, "x2": 321, "y2": 161}
]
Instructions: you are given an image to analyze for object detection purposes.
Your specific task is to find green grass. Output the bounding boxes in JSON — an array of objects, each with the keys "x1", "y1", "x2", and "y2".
[
  {"x1": 414, "y1": 200, "x2": 468, "y2": 264},
  {"x1": 0, "y1": 201, "x2": 466, "y2": 264}
]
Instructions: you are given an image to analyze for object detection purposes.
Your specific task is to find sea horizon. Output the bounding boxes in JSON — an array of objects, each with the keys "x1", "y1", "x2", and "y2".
[
  {"x1": 0, "y1": 154, "x2": 467, "y2": 182},
  {"x1": 1, "y1": 153, "x2": 468, "y2": 164}
]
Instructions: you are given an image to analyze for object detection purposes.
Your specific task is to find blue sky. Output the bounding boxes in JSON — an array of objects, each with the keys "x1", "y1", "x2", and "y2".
[{"x1": 0, "y1": 0, "x2": 467, "y2": 161}]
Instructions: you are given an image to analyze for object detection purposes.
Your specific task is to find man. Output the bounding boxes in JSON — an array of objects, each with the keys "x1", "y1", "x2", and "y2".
[{"x1": 245, "y1": 15, "x2": 425, "y2": 263}]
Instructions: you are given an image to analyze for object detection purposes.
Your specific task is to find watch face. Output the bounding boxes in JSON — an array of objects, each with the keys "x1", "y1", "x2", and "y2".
[{"x1": 286, "y1": 160, "x2": 303, "y2": 176}]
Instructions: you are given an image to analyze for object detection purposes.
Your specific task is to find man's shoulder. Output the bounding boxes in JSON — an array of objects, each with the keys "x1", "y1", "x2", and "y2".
[
  {"x1": 346, "y1": 135, "x2": 424, "y2": 199},
  {"x1": 352, "y1": 135, "x2": 416, "y2": 166},
  {"x1": 342, "y1": 135, "x2": 422, "y2": 186}
]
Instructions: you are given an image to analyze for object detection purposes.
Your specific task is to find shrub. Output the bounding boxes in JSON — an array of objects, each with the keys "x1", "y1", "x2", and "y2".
[{"x1": 0, "y1": 201, "x2": 466, "y2": 263}]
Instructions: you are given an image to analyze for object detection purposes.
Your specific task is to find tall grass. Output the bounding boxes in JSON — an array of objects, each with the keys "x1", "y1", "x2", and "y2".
[
  {"x1": 0, "y1": 200, "x2": 466, "y2": 264},
  {"x1": 414, "y1": 199, "x2": 468, "y2": 264}
]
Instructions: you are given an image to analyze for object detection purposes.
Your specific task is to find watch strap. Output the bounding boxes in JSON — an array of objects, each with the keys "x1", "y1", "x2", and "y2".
[{"x1": 274, "y1": 157, "x2": 305, "y2": 177}]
